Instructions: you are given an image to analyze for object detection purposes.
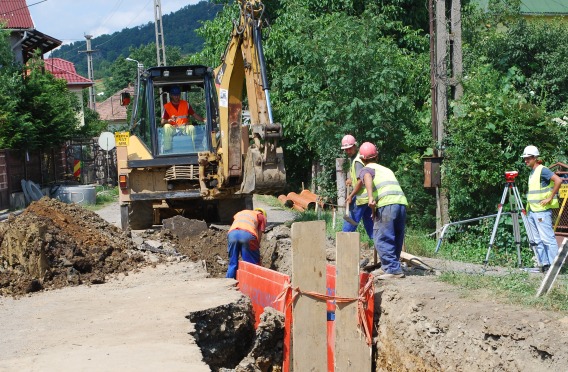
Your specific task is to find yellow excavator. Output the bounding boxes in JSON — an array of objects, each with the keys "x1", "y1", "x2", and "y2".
[{"x1": 116, "y1": 0, "x2": 285, "y2": 229}]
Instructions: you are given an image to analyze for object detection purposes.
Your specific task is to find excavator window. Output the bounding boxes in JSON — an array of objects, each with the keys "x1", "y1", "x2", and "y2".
[{"x1": 155, "y1": 83, "x2": 210, "y2": 156}]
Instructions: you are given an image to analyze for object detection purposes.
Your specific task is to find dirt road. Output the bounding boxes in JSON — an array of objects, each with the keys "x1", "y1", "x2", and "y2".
[{"x1": 0, "y1": 202, "x2": 245, "y2": 372}]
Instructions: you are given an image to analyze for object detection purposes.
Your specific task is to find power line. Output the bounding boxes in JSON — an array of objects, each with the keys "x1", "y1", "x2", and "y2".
[
  {"x1": 3, "y1": 0, "x2": 47, "y2": 14},
  {"x1": 94, "y1": 0, "x2": 153, "y2": 48}
]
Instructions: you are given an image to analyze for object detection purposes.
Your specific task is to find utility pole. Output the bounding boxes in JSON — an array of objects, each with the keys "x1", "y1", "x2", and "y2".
[
  {"x1": 428, "y1": 0, "x2": 463, "y2": 234},
  {"x1": 451, "y1": 0, "x2": 463, "y2": 101},
  {"x1": 154, "y1": 0, "x2": 167, "y2": 66},
  {"x1": 81, "y1": 35, "x2": 96, "y2": 111}
]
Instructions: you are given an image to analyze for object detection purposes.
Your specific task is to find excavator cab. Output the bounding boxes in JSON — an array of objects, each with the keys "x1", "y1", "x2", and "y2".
[{"x1": 132, "y1": 65, "x2": 218, "y2": 157}]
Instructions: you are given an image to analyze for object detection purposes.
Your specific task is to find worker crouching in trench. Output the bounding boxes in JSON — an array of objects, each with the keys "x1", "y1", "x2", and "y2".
[{"x1": 226, "y1": 208, "x2": 267, "y2": 279}]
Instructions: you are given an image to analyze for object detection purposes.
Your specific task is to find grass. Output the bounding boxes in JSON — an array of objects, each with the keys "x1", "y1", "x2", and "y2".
[
  {"x1": 83, "y1": 185, "x2": 119, "y2": 211},
  {"x1": 255, "y1": 194, "x2": 284, "y2": 209},
  {"x1": 439, "y1": 270, "x2": 568, "y2": 313}
]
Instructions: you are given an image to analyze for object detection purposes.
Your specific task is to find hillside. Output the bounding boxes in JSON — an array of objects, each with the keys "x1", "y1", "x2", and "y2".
[{"x1": 52, "y1": 1, "x2": 222, "y2": 78}]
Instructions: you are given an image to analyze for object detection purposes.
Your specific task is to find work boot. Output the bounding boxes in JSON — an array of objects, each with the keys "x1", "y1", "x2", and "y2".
[
  {"x1": 375, "y1": 271, "x2": 405, "y2": 280},
  {"x1": 370, "y1": 267, "x2": 386, "y2": 276},
  {"x1": 541, "y1": 264, "x2": 551, "y2": 273}
]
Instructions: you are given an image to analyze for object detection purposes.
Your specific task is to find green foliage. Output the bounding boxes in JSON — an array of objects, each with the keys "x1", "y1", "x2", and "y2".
[
  {"x1": 0, "y1": 55, "x2": 81, "y2": 151},
  {"x1": 443, "y1": 62, "x2": 560, "y2": 219},
  {"x1": 185, "y1": 2, "x2": 239, "y2": 66},
  {"x1": 0, "y1": 29, "x2": 14, "y2": 67}
]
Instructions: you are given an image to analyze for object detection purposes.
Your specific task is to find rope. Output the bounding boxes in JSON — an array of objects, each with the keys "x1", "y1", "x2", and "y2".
[{"x1": 273, "y1": 276, "x2": 375, "y2": 346}]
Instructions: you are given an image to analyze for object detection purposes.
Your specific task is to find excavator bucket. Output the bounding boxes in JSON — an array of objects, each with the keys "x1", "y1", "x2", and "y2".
[{"x1": 240, "y1": 146, "x2": 286, "y2": 194}]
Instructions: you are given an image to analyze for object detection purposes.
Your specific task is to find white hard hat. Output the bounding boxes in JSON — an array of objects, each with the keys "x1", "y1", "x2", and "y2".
[{"x1": 521, "y1": 145, "x2": 540, "y2": 158}]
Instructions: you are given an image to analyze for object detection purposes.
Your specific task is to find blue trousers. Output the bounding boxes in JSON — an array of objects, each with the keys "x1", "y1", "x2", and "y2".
[
  {"x1": 373, "y1": 204, "x2": 406, "y2": 274},
  {"x1": 226, "y1": 229, "x2": 261, "y2": 279},
  {"x1": 342, "y1": 202, "x2": 374, "y2": 240}
]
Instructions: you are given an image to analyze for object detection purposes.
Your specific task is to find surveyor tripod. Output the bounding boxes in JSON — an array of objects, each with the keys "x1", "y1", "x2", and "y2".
[{"x1": 484, "y1": 171, "x2": 539, "y2": 268}]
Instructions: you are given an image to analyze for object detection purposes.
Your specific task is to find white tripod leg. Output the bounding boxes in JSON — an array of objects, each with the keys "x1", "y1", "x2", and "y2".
[
  {"x1": 511, "y1": 184, "x2": 542, "y2": 267},
  {"x1": 485, "y1": 183, "x2": 510, "y2": 266}
]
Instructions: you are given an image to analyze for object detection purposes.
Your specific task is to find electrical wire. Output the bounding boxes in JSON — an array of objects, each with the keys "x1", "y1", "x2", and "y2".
[{"x1": 94, "y1": 0, "x2": 153, "y2": 48}]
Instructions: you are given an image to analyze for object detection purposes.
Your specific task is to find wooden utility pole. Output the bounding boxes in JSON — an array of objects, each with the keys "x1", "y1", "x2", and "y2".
[
  {"x1": 429, "y1": 0, "x2": 463, "y2": 233},
  {"x1": 451, "y1": 0, "x2": 463, "y2": 101}
]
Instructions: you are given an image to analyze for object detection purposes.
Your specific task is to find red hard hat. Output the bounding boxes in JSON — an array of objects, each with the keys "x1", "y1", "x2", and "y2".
[
  {"x1": 341, "y1": 135, "x2": 357, "y2": 149},
  {"x1": 359, "y1": 142, "x2": 378, "y2": 159}
]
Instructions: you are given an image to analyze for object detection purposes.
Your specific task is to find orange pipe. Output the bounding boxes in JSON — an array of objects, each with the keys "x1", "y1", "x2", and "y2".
[
  {"x1": 300, "y1": 189, "x2": 324, "y2": 208},
  {"x1": 292, "y1": 204, "x2": 305, "y2": 212},
  {"x1": 278, "y1": 195, "x2": 294, "y2": 208},
  {"x1": 287, "y1": 192, "x2": 315, "y2": 210}
]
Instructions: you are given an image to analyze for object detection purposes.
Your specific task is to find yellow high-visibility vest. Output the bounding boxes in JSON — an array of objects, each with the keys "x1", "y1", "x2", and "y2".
[
  {"x1": 366, "y1": 163, "x2": 408, "y2": 208},
  {"x1": 527, "y1": 165, "x2": 559, "y2": 212}
]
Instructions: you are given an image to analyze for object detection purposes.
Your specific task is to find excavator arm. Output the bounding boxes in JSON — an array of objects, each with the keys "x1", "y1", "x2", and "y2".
[{"x1": 213, "y1": 0, "x2": 285, "y2": 194}]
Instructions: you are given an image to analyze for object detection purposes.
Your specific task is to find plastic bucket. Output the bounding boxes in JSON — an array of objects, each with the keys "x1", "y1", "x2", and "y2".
[{"x1": 53, "y1": 185, "x2": 96, "y2": 205}]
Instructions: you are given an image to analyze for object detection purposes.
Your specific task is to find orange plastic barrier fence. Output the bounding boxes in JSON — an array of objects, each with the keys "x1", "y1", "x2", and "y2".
[
  {"x1": 237, "y1": 262, "x2": 292, "y2": 372},
  {"x1": 236, "y1": 262, "x2": 374, "y2": 372}
]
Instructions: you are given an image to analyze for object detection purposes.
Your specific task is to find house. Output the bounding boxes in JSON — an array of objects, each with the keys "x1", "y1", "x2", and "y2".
[
  {"x1": 44, "y1": 58, "x2": 94, "y2": 127},
  {"x1": 96, "y1": 86, "x2": 135, "y2": 131},
  {"x1": 0, "y1": 0, "x2": 61, "y2": 63}
]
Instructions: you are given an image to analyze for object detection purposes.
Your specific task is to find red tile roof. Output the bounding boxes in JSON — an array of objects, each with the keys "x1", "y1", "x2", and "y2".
[
  {"x1": 44, "y1": 58, "x2": 93, "y2": 87},
  {"x1": 0, "y1": 0, "x2": 34, "y2": 29},
  {"x1": 97, "y1": 86, "x2": 135, "y2": 122}
]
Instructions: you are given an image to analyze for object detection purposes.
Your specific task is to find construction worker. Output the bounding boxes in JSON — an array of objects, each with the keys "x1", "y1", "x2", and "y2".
[
  {"x1": 358, "y1": 142, "x2": 408, "y2": 280},
  {"x1": 161, "y1": 86, "x2": 205, "y2": 152},
  {"x1": 341, "y1": 135, "x2": 373, "y2": 240},
  {"x1": 226, "y1": 208, "x2": 267, "y2": 279},
  {"x1": 521, "y1": 145, "x2": 562, "y2": 272}
]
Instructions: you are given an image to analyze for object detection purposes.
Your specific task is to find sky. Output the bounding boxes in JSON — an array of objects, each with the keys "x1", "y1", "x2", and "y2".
[{"x1": 26, "y1": 0, "x2": 202, "y2": 45}]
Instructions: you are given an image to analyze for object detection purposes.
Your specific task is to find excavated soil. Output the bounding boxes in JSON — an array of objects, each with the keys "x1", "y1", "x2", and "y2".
[{"x1": 0, "y1": 198, "x2": 147, "y2": 297}]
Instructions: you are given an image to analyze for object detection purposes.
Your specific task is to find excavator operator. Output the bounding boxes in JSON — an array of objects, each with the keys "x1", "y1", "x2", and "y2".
[{"x1": 161, "y1": 86, "x2": 205, "y2": 152}]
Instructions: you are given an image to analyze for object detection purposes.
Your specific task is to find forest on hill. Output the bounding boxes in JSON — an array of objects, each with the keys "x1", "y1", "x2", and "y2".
[{"x1": 51, "y1": 1, "x2": 222, "y2": 79}]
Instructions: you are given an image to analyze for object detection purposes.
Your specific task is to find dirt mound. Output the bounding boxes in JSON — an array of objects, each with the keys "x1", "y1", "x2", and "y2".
[{"x1": 0, "y1": 198, "x2": 145, "y2": 297}]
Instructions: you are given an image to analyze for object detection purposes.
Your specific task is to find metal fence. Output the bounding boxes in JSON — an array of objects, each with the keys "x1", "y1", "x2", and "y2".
[{"x1": 0, "y1": 137, "x2": 117, "y2": 210}]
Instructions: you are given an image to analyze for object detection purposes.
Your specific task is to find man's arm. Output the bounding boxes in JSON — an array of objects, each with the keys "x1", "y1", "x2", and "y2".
[
  {"x1": 192, "y1": 112, "x2": 206, "y2": 123},
  {"x1": 257, "y1": 213, "x2": 267, "y2": 241},
  {"x1": 364, "y1": 173, "x2": 376, "y2": 208},
  {"x1": 541, "y1": 173, "x2": 563, "y2": 206},
  {"x1": 346, "y1": 179, "x2": 363, "y2": 205}
]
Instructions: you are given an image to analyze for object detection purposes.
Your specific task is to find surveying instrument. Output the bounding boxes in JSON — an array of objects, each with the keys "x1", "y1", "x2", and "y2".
[{"x1": 484, "y1": 171, "x2": 540, "y2": 268}]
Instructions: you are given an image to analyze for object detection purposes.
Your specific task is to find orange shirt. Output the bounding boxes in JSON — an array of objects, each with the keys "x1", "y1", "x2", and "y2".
[
  {"x1": 229, "y1": 210, "x2": 266, "y2": 239},
  {"x1": 163, "y1": 100, "x2": 195, "y2": 126}
]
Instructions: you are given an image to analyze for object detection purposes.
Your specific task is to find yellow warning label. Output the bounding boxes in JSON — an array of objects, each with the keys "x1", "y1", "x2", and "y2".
[
  {"x1": 560, "y1": 184, "x2": 568, "y2": 198},
  {"x1": 115, "y1": 132, "x2": 130, "y2": 146}
]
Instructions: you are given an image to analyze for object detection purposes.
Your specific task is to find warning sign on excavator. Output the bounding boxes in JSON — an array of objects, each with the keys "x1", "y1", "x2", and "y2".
[
  {"x1": 560, "y1": 184, "x2": 568, "y2": 198},
  {"x1": 115, "y1": 132, "x2": 130, "y2": 146}
]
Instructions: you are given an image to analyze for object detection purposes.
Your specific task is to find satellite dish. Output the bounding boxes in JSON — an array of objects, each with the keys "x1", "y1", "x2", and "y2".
[{"x1": 98, "y1": 132, "x2": 116, "y2": 151}]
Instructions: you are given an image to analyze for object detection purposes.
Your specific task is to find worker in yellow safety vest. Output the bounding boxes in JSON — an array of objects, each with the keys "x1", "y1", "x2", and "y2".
[
  {"x1": 226, "y1": 208, "x2": 267, "y2": 279},
  {"x1": 341, "y1": 135, "x2": 373, "y2": 240},
  {"x1": 358, "y1": 142, "x2": 408, "y2": 280},
  {"x1": 160, "y1": 85, "x2": 205, "y2": 152},
  {"x1": 521, "y1": 145, "x2": 562, "y2": 272}
]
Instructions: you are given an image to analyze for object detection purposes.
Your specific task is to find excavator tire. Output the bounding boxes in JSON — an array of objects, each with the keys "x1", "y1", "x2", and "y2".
[{"x1": 126, "y1": 200, "x2": 154, "y2": 230}]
